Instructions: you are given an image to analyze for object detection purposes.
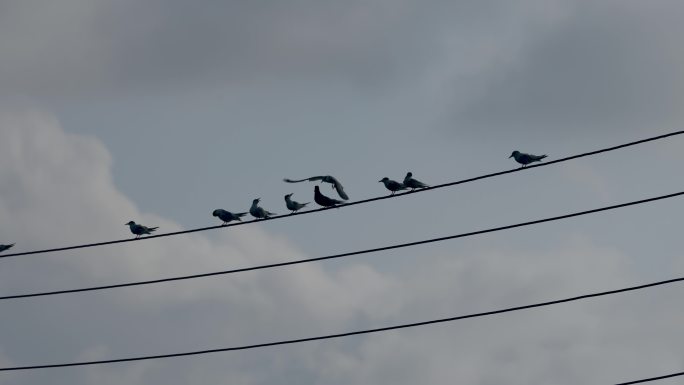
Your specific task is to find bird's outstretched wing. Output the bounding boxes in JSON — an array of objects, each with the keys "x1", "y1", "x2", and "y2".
[
  {"x1": 285, "y1": 175, "x2": 349, "y2": 200},
  {"x1": 334, "y1": 185, "x2": 348, "y2": 200},
  {"x1": 328, "y1": 177, "x2": 349, "y2": 200},
  {"x1": 283, "y1": 176, "x2": 325, "y2": 183}
]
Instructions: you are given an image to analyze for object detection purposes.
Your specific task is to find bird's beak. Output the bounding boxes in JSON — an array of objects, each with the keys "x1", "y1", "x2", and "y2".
[
  {"x1": 508, "y1": 155, "x2": 513, "y2": 158},
  {"x1": 378, "y1": 180, "x2": 382, "y2": 182}
]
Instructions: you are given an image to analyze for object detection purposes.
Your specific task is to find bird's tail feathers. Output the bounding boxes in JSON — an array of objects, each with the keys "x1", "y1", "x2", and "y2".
[
  {"x1": 148, "y1": 227, "x2": 159, "y2": 232},
  {"x1": 337, "y1": 190, "x2": 349, "y2": 200},
  {"x1": 236, "y1": 212, "x2": 248, "y2": 217},
  {"x1": 283, "y1": 178, "x2": 307, "y2": 183}
]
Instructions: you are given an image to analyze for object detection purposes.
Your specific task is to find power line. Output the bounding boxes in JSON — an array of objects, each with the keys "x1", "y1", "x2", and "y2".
[
  {"x1": 616, "y1": 371, "x2": 684, "y2": 384},
  {"x1": 2, "y1": 190, "x2": 682, "y2": 301},
  {"x1": 2, "y1": 130, "x2": 682, "y2": 259},
  {"x1": 2, "y1": 275, "x2": 683, "y2": 372}
]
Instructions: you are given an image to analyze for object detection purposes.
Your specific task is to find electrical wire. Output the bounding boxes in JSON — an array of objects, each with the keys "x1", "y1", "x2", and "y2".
[
  {"x1": 2, "y1": 274, "x2": 683, "y2": 371},
  {"x1": 615, "y1": 371, "x2": 684, "y2": 384},
  {"x1": 2, "y1": 130, "x2": 682, "y2": 259},
  {"x1": 1, "y1": 190, "x2": 682, "y2": 301}
]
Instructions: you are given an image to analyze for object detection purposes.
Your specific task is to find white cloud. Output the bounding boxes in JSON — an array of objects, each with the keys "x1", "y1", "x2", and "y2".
[{"x1": 0, "y1": 109, "x2": 681, "y2": 385}]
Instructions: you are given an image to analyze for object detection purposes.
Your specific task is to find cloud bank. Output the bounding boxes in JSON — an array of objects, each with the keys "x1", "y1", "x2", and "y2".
[{"x1": 0, "y1": 109, "x2": 681, "y2": 384}]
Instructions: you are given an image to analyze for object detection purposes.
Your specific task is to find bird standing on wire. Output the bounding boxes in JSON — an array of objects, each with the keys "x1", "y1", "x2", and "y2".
[
  {"x1": 125, "y1": 221, "x2": 159, "y2": 239},
  {"x1": 212, "y1": 209, "x2": 247, "y2": 225},
  {"x1": 509, "y1": 151, "x2": 547, "y2": 167},
  {"x1": 249, "y1": 198, "x2": 276, "y2": 220},
  {"x1": 284, "y1": 175, "x2": 349, "y2": 200},
  {"x1": 379, "y1": 177, "x2": 407, "y2": 195},
  {"x1": 314, "y1": 186, "x2": 344, "y2": 207},
  {"x1": 403, "y1": 172, "x2": 429, "y2": 191},
  {"x1": 284, "y1": 193, "x2": 309, "y2": 214},
  {"x1": 0, "y1": 243, "x2": 14, "y2": 253}
]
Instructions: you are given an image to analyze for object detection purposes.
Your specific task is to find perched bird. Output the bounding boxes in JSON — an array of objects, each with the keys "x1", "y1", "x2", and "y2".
[
  {"x1": 125, "y1": 221, "x2": 159, "y2": 239},
  {"x1": 284, "y1": 193, "x2": 309, "y2": 214},
  {"x1": 249, "y1": 198, "x2": 276, "y2": 219},
  {"x1": 509, "y1": 151, "x2": 547, "y2": 167},
  {"x1": 403, "y1": 172, "x2": 429, "y2": 191},
  {"x1": 314, "y1": 186, "x2": 344, "y2": 207},
  {"x1": 0, "y1": 243, "x2": 15, "y2": 253},
  {"x1": 379, "y1": 177, "x2": 407, "y2": 195},
  {"x1": 284, "y1": 175, "x2": 349, "y2": 200},
  {"x1": 212, "y1": 209, "x2": 247, "y2": 225}
]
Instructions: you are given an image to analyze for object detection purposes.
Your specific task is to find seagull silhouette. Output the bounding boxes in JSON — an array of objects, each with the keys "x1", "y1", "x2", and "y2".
[
  {"x1": 284, "y1": 193, "x2": 309, "y2": 214},
  {"x1": 379, "y1": 177, "x2": 407, "y2": 195},
  {"x1": 284, "y1": 175, "x2": 349, "y2": 200},
  {"x1": 125, "y1": 221, "x2": 159, "y2": 239},
  {"x1": 314, "y1": 186, "x2": 344, "y2": 207},
  {"x1": 212, "y1": 209, "x2": 247, "y2": 225},
  {"x1": 403, "y1": 172, "x2": 429, "y2": 190},
  {"x1": 509, "y1": 151, "x2": 548, "y2": 168},
  {"x1": 249, "y1": 198, "x2": 276, "y2": 219}
]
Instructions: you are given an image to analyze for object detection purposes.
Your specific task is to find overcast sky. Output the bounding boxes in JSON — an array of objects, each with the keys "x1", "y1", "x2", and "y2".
[{"x1": 1, "y1": 1, "x2": 684, "y2": 384}]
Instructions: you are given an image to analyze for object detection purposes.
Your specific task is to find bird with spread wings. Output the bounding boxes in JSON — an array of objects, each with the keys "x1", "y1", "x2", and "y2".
[{"x1": 283, "y1": 175, "x2": 349, "y2": 200}]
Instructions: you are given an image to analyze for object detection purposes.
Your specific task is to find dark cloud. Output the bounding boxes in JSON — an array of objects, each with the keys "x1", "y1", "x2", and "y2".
[
  {"x1": 0, "y1": 0, "x2": 563, "y2": 99},
  {"x1": 0, "y1": 0, "x2": 425, "y2": 97},
  {"x1": 455, "y1": 1, "x2": 684, "y2": 135}
]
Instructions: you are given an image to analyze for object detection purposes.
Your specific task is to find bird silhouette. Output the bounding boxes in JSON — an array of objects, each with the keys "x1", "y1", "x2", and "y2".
[
  {"x1": 249, "y1": 198, "x2": 276, "y2": 219},
  {"x1": 0, "y1": 243, "x2": 15, "y2": 253},
  {"x1": 509, "y1": 151, "x2": 548, "y2": 167},
  {"x1": 403, "y1": 172, "x2": 429, "y2": 190},
  {"x1": 379, "y1": 177, "x2": 407, "y2": 195},
  {"x1": 284, "y1": 193, "x2": 309, "y2": 214},
  {"x1": 314, "y1": 186, "x2": 344, "y2": 207},
  {"x1": 125, "y1": 221, "x2": 159, "y2": 239},
  {"x1": 284, "y1": 175, "x2": 349, "y2": 200},
  {"x1": 212, "y1": 209, "x2": 247, "y2": 225}
]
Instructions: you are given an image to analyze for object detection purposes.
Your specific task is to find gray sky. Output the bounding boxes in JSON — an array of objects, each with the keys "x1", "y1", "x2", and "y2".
[{"x1": 1, "y1": 1, "x2": 684, "y2": 384}]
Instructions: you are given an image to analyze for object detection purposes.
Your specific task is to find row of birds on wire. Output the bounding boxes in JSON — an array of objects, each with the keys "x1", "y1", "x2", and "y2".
[
  {"x1": 128, "y1": 171, "x2": 430, "y2": 239},
  {"x1": 0, "y1": 150, "x2": 547, "y2": 250}
]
